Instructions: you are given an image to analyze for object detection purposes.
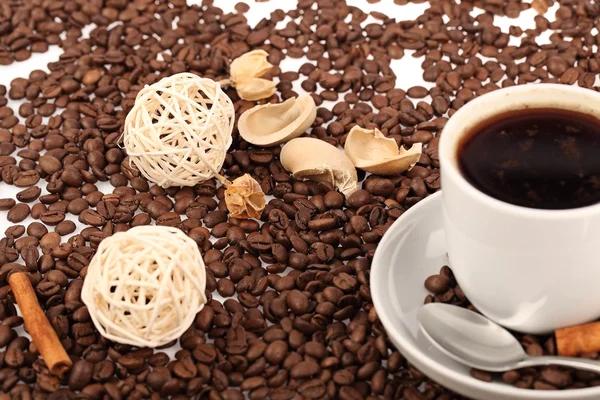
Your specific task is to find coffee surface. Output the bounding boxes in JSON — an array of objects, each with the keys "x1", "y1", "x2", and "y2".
[{"x1": 459, "y1": 108, "x2": 600, "y2": 210}]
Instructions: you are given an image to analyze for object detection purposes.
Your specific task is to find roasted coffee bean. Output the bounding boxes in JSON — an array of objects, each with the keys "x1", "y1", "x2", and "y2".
[
  {"x1": 79, "y1": 210, "x2": 106, "y2": 226},
  {"x1": 470, "y1": 369, "x2": 493, "y2": 382},
  {"x1": 286, "y1": 290, "x2": 309, "y2": 315},
  {"x1": 0, "y1": 326, "x2": 15, "y2": 347},
  {"x1": 324, "y1": 191, "x2": 344, "y2": 209},
  {"x1": 364, "y1": 178, "x2": 394, "y2": 196},
  {"x1": 147, "y1": 367, "x2": 171, "y2": 391},
  {"x1": 55, "y1": 220, "x2": 76, "y2": 236},
  {"x1": 424, "y1": 274, "x2": 450, "y2": 294},
  {"x1": 7, "y1": 204, "x2": 30, "y2": 223},
  {"x1": 4, "y1": 348, "x2": 24, "y2": 368},
  {"x1": 27, "y1": 222, "x2": 48, "y2": 238},
  {"x1": 268, "y1": 209, "x2": 289, "y2": 230},
  {"x1": 38, "y1": 155, "x2": 62, "y2": 175},
  {"x1": 291, "y1": 361, "x2": 320, "y2": 378},
  {"x1": 5, "y1": 225, "x2": 24, "y2": 238},
  {"x1": 21, "y1": 246, "x2": 38, "y2": 272},
  {"x1": 0, "y1": 198, "x2": 16, "y2": 211},
  {"x1": 92, "y1": 360, "x2": 115, "y2": 381},
  {"x1": 146, "y1": 200, "x2": 170, "y2": 220},
  {"x1": 46, "y1": 270, "x2": 68, "y2": 287},
  {"x1": 347, "y1": 190, "x2": 372, "y2": 208},
  {"x1": 40, "y1": 211, "x2": 65, "y2": 225},
  {"x1": 265, "y1": 341, "x2": 288, "y2": 364},
  {"x1": 13, "y1": 171, "x2": 40, "y2": 187},
  {"x1": 118, "y1": 354, "x2": 145, "y2": 371},
  {"x1": 298, "y1": 379, "x2": 327, "y2": 398},
  {"x1": 204, "y1": 210, "x2": 227, "y2": 228},
  {"x1": 61, "y1": 167, "x2": 84, "y2": 187},
  {"x1": 40, "y1": 232, "x2": 61, "y2": 254},
  {"x1": 540, "y1": 367, "x2": 572, "y2": 388},
  {"x1": 149, "y1": 352, "x2": 170, "y2": 367},
  {"x1": 69, "y1": 360, "x2": 94, "y2": 390},
  {"x1": 16, "y1": 186, "x2": 41, "y2": 203},
  {"x1": 31, "y1": 203, "x2": 47, "y2": 219},
  {"x1": 217, "y1": 278, "x2": 235, "y2": 297},
  {"x1": 407, "y1": 86, "x2": 428, "y2": 98},
  {"x1": 173, "y1": 359, "x2": 197, "y2": 379}
]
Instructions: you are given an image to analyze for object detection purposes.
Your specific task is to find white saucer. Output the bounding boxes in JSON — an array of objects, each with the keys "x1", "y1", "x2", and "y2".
[{"x1": 371, "y1": 192, "x2": 600, "y2": 400}]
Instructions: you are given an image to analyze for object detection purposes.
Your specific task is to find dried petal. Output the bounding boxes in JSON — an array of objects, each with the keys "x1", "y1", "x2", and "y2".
[
  {"x1": 225, "y1": 174, "x2": 266, "y2": 219},
  {"x1": 230, "y1": 50, "x2": 274, "y2": 84},
  {"x1": 235, "y1": 78, "x2": 277, "y2": 101}
]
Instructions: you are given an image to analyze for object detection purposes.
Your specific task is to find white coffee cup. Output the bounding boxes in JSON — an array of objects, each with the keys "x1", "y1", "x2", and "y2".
[{"x1": 440, "y1": 83, "x2": 600, "y2": 334}]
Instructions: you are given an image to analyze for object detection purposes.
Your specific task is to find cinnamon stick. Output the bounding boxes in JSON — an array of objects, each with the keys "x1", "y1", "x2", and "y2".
[
  {"x1": 556, "y1": 322, "x2": 600, "y2": 357},
  {"x1": 8, "y1": 272, "x2": 72, "y2": 376}
]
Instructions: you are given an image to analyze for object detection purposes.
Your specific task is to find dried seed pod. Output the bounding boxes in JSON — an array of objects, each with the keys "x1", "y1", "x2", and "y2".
[
  {"x1": 238, "y1": 94, "x2": 317, "y2": 147},
  {"x1": 280, "y1": 138, "x2": 358, "y2": 197},
  {"x1": 228, "y1": 50, "x2": 276, "y2": 101},
  {"x1": 230, "y1": 50, "x2": 274, "y2": 83},
  {"x1": 224, "y1": 174, "x2": 266, "y2": 219},
  {"x1": 344, "y1": 126, "x2": 422, "y2": 175},
  {"x1": 235, "y1": 79, "x2": 277, "y2": 102}
]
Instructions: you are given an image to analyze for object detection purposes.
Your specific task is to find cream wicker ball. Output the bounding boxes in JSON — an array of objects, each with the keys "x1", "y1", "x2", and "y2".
[
  {"x1": 81, "y1": 226, "x2": 207, "y2": 348},
  {"x1": 123, "y1": 73, "x2": 235, "y2": 188}
]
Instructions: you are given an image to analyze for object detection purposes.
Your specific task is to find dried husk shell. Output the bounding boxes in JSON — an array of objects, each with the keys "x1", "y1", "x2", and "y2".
[
  {"x1": 280, "y1": 137, "x2": 358, "y2": 197},
  {"x1": 344, "y1": 126, "x2": 422, "y2": 175},
  {"x1": 238, "y1": 94, "x2": 317, "y2": 147},
  {"x1": 235, "y1": 78, "x2": 277, "y2": 102},
  {"x1": 224, "y1": 174, "x2": 266, "y2": 219},
  {"x1": 229, "y1": 50, "x2": 276, "y2": 101},
  {"x1": 230, "y1": 50, "x2": 273, "y2": 83}
]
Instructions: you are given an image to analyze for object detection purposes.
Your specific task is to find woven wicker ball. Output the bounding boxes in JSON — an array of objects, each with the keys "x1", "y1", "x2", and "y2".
[
  {"x1": 123, "y1": 73, "x2": 235, "y2": 188},
  {"x1": 81, "y1": 226, "x2": 207, "y2": 348}
]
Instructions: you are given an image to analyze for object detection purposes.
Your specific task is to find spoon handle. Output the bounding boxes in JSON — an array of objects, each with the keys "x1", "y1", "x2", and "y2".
[{"x1": 519, "y1": 356, "x2": 600, "y2": 374}]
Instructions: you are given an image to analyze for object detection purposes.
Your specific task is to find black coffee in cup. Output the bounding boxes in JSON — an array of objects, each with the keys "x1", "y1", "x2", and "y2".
[{"x1": 458, "y1": 108, "x2": 600, "y2": 210}]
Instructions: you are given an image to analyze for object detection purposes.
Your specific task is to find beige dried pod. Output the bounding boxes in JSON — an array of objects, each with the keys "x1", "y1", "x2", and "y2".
[
  {"x1": 238, "y1": 94, "x2": 317, "y2": 147},
  {"x1": 344, "y1": 126, "x2": 422, "y2": 175},
  {"x1": 235, "y1": 79, "x2": 277, "y2": 102},
  {"x1": 230, "y1": 50, "x2": 273, "y2": 83},
  {"x1": 280, "y1": 138, "x2": 358, "y2": 197},
  {"x1": 228, "y1": 50, "x2": 276, "y2": 101},
  {"x1": 225, "y1": 174, "x2": 266, "y2": 219}
]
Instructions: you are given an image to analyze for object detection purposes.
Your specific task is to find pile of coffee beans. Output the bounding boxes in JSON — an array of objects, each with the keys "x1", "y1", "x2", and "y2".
[
  {"x1": 425, "y1": 267, "x2": 599, "y2": 390},
  {"x1": 0, "y1": 0, "x2": 596, "y2": 398}
]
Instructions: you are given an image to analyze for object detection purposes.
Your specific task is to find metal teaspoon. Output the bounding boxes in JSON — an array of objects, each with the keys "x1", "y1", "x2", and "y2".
[{"x1": 419, "y1": 303, "x2": 600, "y2": 374}]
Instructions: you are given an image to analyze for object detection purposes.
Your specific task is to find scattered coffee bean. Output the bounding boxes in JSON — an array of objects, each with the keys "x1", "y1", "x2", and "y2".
[
  {"x1": 0, "y1": 198, "x2": 16, "y2": 211},
  {"x1": 7, "y1": 204, "x2": 30, "y2": 223},
  {"x1": 16, "y1": 187, "x2": 41, "y2": 203}
]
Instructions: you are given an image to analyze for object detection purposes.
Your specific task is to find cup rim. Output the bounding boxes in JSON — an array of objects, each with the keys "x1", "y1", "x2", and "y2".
[{"x1": 439, "y1": 83, "x2": 600, "y2": 220}]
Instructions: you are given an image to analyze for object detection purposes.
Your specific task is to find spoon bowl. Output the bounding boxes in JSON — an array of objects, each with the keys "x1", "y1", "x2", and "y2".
[
  {"x1": 419, "y1": 303, "x2": 527, "y2": 371},
  {"x1": 419, "y1": 303, "x2": 600, "y2": 374}
]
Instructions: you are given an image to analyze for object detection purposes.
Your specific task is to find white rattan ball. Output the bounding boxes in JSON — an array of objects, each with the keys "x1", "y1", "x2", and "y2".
[
  {"x1": 123, "y1": 73, "x2": 235, "y2": 188},
  {"x1": 81, "y1": 226, "x2": 207, "y2": 348}
]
